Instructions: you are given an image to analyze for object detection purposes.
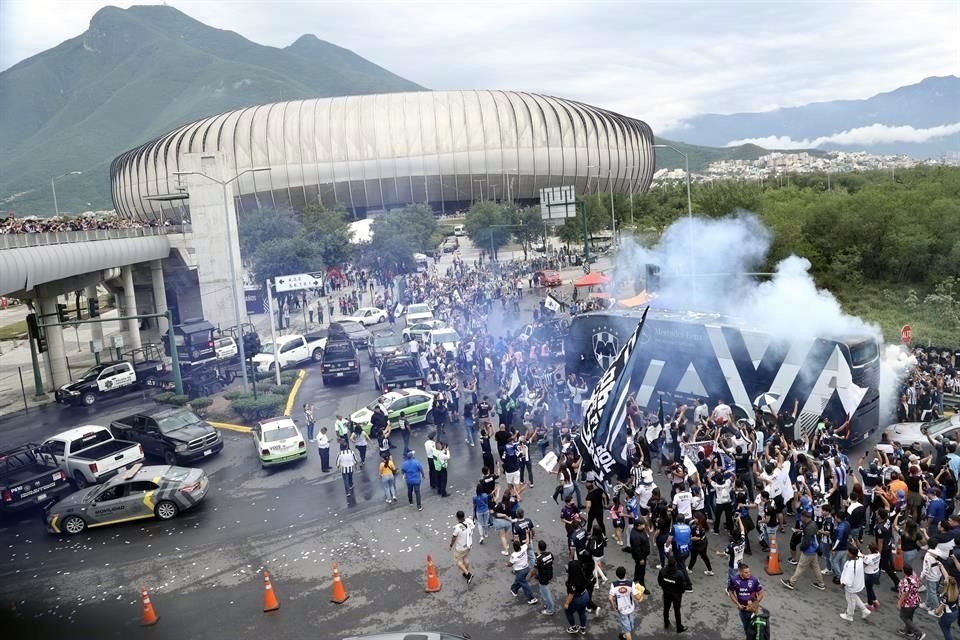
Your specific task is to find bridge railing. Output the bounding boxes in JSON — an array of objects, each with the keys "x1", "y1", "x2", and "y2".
[{"x1": 0, "y1": 225, "x2": 192, "y2": 250}]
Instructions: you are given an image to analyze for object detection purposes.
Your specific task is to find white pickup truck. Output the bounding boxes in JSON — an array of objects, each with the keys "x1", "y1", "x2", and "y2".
[
  {"x1": 251, "y1": 333, "x2": 327, "y2": 373},
  {"x1": 40, "y1": 425, "x2": 145, "y2": 488}
]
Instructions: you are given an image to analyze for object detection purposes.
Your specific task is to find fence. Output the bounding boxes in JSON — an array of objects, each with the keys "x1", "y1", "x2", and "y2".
[
  {"x1": 0, "y1": 366, "x2": 31, "y2": 413},
  {"x1": 0, "y1": 225, "x2": 191, "y2": 250}
]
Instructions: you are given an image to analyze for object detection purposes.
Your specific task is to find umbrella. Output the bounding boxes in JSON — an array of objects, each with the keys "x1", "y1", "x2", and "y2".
[{"x1": 753, "y1": 391, "x2": 780, "y2": 415}]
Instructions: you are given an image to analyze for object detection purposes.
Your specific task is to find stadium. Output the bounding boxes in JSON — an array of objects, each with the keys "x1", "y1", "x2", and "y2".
[{"x1": 110, "y1": 90, "x2": 655, "y2": 218}]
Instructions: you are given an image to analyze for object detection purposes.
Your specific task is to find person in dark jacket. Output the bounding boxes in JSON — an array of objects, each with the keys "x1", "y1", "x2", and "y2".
[
  {"x1": 658, "y1": 557, "x2": 688, "y2": 633},
  {"x1": 630, "y1": 519, "x2": 651, "y2": 589},
  {"x1": 564, "y1": 559, "x2": 591, "y2": 634}
]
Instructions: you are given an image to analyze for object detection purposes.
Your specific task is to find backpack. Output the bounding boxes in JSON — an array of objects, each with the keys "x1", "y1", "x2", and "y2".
[
  {"x1": 749, "y1": 607, "x2": 770, "y2": 640},
  {"x1": 458, "y1": 520, "x2": 474, "y2": 549}
]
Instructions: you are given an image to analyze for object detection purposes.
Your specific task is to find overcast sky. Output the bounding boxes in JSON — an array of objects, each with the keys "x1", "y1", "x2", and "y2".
[{"x1": 1, "y1": 0, "x2": 957, "y2": 132}]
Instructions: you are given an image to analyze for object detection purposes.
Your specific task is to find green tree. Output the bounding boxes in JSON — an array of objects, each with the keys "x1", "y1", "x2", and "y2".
[
  {"x1": 465, "y1": 200, "x2": 511, "y2": 258},
  {"x1": 252, "y1": 237, "x2": 319, "y2": 285},
  {"x1": 361, "y1": 205, "x2": 439, "y2": 274},
  {"x1": 511, "y1": 206, "x2": 545, "y2": 259},
  {"x1": 238, "y1": 208, "x2": 299, "y2": 264},
  {"x1": 300, "y1": 204, "x2": 353, "y2": 267}
]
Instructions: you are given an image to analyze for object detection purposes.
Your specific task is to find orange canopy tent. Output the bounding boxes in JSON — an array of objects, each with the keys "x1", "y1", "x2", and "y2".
[{"x1": 573, "y1": 271, "x2": 610, "y2": 288}]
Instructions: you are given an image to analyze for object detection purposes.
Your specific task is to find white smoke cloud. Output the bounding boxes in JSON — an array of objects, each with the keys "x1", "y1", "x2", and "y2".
[{"x1": 726, "y1": 121, "x2": 960, "y2": 149}]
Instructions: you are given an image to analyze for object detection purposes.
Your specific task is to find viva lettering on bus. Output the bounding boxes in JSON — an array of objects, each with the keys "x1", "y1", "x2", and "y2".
[{"x1": 576, "y1": 308, "x2": 649, "y2": 485}]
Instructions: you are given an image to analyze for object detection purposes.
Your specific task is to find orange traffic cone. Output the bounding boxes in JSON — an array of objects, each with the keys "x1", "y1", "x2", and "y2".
[
  {"x1": 263, "y1": 571, "x2": 280, "y2": 612},
  {"x1": 330, "y1": 563, "x2": 349, "y2": 604},
  {"x1": 425, "y1": 554, "x2": 442, "y2": 593},
  {"x1": 894, "y1": 542, "x2": 905, "y2": 571},
  {"x1": 140, "y1": 586, "x2": 159, "y2": 626},
  {"x1": 765, "y1": 534, "x2": 783, "y2": 576}
]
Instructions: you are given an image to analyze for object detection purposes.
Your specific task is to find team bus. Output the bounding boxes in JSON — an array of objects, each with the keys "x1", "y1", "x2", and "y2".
[{"x1": 564, "y1": 307, "x2": 881, "y2": 446}]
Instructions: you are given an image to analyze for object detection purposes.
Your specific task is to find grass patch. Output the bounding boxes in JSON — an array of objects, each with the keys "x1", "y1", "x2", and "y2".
[{"x1": 0, "y1": 319, "x2": 28, "y2": 340}]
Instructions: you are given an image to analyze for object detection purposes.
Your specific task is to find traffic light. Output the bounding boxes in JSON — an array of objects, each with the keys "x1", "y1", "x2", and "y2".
[
  {"x1": 26, "y1": 313, "x2": 47, "y2": 354},
  {"x1": 56, "y1": 303, "x2": 68, "y2": 323},
  {"x1": 87, "y1": 297, "x2": 100, "y2": 318}
]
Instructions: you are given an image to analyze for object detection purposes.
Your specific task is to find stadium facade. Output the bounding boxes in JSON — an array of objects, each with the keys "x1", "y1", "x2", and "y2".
[{"x1": 111, "y1": 90, "x2": 655, "y2": 218}]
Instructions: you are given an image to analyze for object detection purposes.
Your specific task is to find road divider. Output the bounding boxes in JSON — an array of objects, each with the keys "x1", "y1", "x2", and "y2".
[
  {"x1": 208, "y1": 420, "x2": 252, "y2": 434},
  {"x1": 283, "y1": 369, "x2": 307, "y2": 417}
]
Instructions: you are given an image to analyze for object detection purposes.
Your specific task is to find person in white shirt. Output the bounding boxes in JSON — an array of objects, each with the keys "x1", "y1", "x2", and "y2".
[
  {"x1": 672, "y1": 484, "x2": 694, "y2": 520},
  {"x1": 316, "y1": 426, "x2": 331, "y2": 472},
  {"x1": 449, "y1": 510, "x2": 475, "y2": 584},
  {"x1": 424, "y1": 434, "x2": 438, "y2": 491},
  {"x1": 507, "y1": 541, "x2": 538, "y2": 604},
  {"x1": 336, "y1": 444, "x2": 357, "y2": 499},
  {"x1": 839, "y1": 548, "x2": 869, "y2": 622},
  {"x1": 712, "y1": 401, "x2": 733, "y2": 425}
]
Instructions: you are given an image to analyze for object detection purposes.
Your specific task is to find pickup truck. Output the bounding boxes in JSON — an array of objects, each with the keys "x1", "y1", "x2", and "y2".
[
  {"x1": 40, "y1": 426, "x2": 144, "y2": 488},
  {"x1": 0, "y1": 444, "x2": 72, "y2": 513},
  {"x1": 251, "y1": 333, "x2": 327, "y2": 373},
  {"x1": 321, "y1": 338, "x2": 361, "y2": 385},
  {"x1": 110, "y1": 407, "x2": 223, "y2": 465},
  {"x1": 54, "y1": 344, "x2": 166, "y2": 407}
]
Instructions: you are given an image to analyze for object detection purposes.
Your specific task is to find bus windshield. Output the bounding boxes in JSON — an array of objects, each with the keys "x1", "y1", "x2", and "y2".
[{"x1": 847, "y1": 340, "x2": 879, "y2": 366}]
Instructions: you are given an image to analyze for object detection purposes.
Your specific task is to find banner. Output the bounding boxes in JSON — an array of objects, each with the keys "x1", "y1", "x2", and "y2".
[
  {"x1": 575, "y1": 307, "x2": 649, "y2": 485},
  {"x1": 544, "y1": 293, "x2": 563, "y2": 313}
]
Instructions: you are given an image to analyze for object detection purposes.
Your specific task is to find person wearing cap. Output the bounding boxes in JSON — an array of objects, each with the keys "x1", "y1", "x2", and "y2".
[{"x1": 781, "y1": 510, "x2": 825, "y2": 592}]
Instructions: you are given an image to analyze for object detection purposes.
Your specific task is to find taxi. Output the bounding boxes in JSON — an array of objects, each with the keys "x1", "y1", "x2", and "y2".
[
  {"x1": 45, "y1": 463, "x2": 209, "y2": 535},
  {"x1": 349, "y1": 389, "x2": 434, "y2": 435},
  {"x1": 253, "y1": 417, "x2": 308, "y2": 467}
]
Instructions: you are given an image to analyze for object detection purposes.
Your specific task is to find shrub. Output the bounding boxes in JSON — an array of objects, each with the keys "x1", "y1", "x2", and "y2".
[
  {"x1": 279, "y1": 372, "x2": 299, "y2": 385},
  {"x1": 157, "y1": 393, "x2": 189, "y2": 406},
  {"x1": 231, "y1": 395, "x2": 285, "y2": 421},
  {"x1": 154, "y1": 391, "x2": 175, "y2": 404},
  {"x1": 223, "y1": 390, "x2": 251, "y2": 401},
  {"x1": 190, "y1": 397, "x2": 213, "y2": 417}
]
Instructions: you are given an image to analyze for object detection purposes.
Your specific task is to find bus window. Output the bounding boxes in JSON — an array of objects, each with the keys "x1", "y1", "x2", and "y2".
[{"x1": 847, "y1": 340, "x2": 879, "y2": 367}]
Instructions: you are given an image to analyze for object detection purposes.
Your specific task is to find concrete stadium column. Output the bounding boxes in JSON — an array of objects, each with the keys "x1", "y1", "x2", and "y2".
[
  {"x1": 151, "y1": 260, "x2": 169, "y2": 335},
  {"x1": 85, "y1": 284, "x2": 103, "y2": 343},
  {"x1": 121, "y1": 265, "x2": 141, "y2": 350},
  {"x1": 37, "y1": 290, "x2": 69, "y2": 389},
  {"x1": 179, "y1": 151, "x2": 245, "y2": 330}
]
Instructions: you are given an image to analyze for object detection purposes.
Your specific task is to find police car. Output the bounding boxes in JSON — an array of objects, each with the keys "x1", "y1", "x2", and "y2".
[
  {"x1": 349, "y1": 389, "x2": 434, "y2": 435},
  {"x1": 253, "y1": 417, "x2": 307, "y2": 467},
  {"x1": 45, "y1": 463, "x2": 209, "y2": 535}
]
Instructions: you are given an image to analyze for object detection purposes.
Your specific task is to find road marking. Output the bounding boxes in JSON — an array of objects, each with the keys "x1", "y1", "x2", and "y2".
[
  {"x1": 283, "y1": 369, "x2": 307, "y2": 416},
  {"x1": 208, "y1": 421, "x2": 252, "y2": 433}
]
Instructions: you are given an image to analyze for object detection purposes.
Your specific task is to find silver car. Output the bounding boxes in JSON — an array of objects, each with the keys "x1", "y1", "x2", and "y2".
[{"x1": 881, "y1": 413, "x2": 960, "y2": 453}]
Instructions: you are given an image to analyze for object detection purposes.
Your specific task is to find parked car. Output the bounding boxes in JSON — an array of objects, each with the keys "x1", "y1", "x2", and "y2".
[
  {"x1": 54, "y1": 344, "x2": 166, "y2": 407},
  {"x1": 401, "y1": 319, "x2": 447, "y2": 342},
  {"x1": 534, "y1": 270, "x2": 562, "y2": 287},
  {"x1": 251, "y1": 333, "x2": 326, "y2": 373},
  {"x1": 369, "y1": 330, "x2": 405, "y2": 365},
  {"x1": 343, "y1": 307, "x2": 387, "y2": 327},
  {"x1": 253, "y1": 417, "x2": 307, "y2": 467},
  {"x1": 880, "y1": 413, "x2": 960, "y2": 455},
  {"x1": 373, "y1": 354, "x2": 427, "y2": 393},
  {"x1": 348, "y1": 389, "x2": 434, "y2": 436},
  {"x1": 453, "y1": 225, "x2": 465, "y2": 237},
  {"x1": 404, "y1": 303, "x2": 434, "y2": 324},
  {"x1": 44, "y1": 463, "x2": 209, "y2": 535},
  {"x1": 0, "y1": 444, "x2": 72, "y2": 513},
  {"x1": 213, "y1": 336, "x2": 239, "y2": 361},
  {"x1": 427, "y1": 328, "x2": 462, "y2": 359},
  {"x1": 40, "y1": 426, "x2": 145, "y2": 488},
  {"x1": 329, "y1": 320, "x2": 371, "y2": 350},
  {"x1": 110, "y1": 407, "x2": 223, "y2": 465},
  {"x1": 321, "y1": 338, "x2": 361, "y2": 385}
]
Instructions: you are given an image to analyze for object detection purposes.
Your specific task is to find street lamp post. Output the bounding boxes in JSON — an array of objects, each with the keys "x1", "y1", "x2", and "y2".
[
  {"x1": 472, "y1": 178, "x2": 487, "y2": 202},
  {"x1": 173, "y1": 167, "x2": 271, "y2": 393},
  {"x1": 50, "y1": 171, "x2": 83, "y2": 216},
  {"x1": 654, "y1": 144, "x2": 694, "y2": 292}
]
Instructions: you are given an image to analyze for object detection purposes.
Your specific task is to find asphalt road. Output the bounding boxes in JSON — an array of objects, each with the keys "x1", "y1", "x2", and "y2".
[{"x1": 0, "y1": 242, "x2": 909, "y2": 640}]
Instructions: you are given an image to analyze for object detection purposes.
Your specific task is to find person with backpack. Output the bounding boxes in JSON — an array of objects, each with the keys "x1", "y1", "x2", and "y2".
[
  {"x1": 667, "y1": 515, "x2": 694, "y2": 591},
  {"x1": 449, "y1": 510, "x2": 475, "y2": 585},
  {"x1": 433, "y1": 441, "x2": 450, "y2": 497}
]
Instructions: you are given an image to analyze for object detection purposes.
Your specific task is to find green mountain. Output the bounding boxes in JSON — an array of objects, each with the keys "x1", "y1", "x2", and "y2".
[
  {"x1": 0, "y1": 4, "x2": 423, "y2": 215},
  {"x1": 652, "y1": 137, "x2": 825, "y2": 173}
]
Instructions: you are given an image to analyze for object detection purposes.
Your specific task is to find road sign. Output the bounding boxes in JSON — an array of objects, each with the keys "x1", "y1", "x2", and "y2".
[
  {"x1": 540, "y1": 185, "x2": 577, "y2": 224},
  {"x1": 274, "y1": 273, "x2": 322, "y2": 293},
  {"x1": 901, "y1": 324, "x2": 912, "y2": 345}
]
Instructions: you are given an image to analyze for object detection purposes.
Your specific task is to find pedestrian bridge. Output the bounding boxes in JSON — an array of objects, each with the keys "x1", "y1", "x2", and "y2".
[{"x1": 0, "y1": 226, "x2": 191, "y2": 298}]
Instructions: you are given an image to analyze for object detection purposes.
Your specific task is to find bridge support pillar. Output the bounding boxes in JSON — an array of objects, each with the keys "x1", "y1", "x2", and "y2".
[
  {"x1": 151, "y1": 260, "x2": 169, "y2": 336},
  {"x1": 121, "y1": 265, "x2": 141, "y2": 350},
  {"x1": 37, "y1": 290, "x2": 69, "y2": 389}
]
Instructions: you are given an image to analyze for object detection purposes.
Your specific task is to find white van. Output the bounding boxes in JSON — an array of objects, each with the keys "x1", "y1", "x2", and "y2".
[{"x1": 453, "y1": 225, "x2": 465, "y2": 237}]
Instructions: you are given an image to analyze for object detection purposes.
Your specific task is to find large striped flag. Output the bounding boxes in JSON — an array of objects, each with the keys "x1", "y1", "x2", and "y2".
[{"x1": 576, "y1": 307, "x2": 649, "y2": 484}]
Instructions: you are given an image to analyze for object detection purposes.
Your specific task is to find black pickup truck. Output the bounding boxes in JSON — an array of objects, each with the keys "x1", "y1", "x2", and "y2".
[
  {"x1": 110, "y1": 407, "x2": 223, "y2": 465},
  {"x1": 321, "y1": 338, "x2": 361, "y2": 385},
  {"x1": 0, "y1": 445, "x2": 72, "y2": 513}
]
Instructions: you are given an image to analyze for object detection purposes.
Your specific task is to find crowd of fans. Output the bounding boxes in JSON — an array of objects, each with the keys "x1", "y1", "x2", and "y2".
[{"x1": 0, "y1": 212, "x2": 185, "y2": 234}]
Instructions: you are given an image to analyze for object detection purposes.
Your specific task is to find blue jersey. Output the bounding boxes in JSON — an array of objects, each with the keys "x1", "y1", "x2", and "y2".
[{"x1": 672, "y1": 523, "x2": 692, "y2": 556}]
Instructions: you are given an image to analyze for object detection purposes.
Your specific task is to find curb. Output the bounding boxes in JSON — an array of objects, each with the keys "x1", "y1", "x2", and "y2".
[
  {"x1": 208, "y1": 420, "x2": 252, "y2": 433},
  {"x1": 283, "y1": 369, "x2": 306, "y2": 417}
]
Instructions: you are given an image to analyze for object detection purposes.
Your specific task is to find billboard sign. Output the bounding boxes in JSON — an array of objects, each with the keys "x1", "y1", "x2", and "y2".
[{"x1": 540, "y1": 185, "x2": 577, "y2": 224}]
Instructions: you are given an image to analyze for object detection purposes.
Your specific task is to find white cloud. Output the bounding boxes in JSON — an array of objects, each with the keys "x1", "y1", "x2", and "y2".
[
  {"x1": 0, "y1": 0, "x2": 958, "y2": 132},
  {"x1": 727, "y1": 122, "x2": 960, "y2": 149}
]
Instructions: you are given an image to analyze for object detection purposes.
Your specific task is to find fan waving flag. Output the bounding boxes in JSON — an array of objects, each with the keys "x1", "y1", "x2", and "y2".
[
  {"x1": 508, "y1": 365, "x2": 522, "y2": 399},
  {"x1": 576, "y1": 307, "x2": 649, "y2": 485}
]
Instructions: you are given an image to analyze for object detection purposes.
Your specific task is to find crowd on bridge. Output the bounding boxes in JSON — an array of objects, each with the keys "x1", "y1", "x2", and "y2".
[{"x1": 0, "y1": 212, "x2": 181, "y2": 235}]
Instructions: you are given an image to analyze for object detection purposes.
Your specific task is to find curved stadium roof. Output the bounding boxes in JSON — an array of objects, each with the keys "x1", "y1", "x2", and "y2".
[{"x1": 111, "y1": 90, "x2": 655, "y2": 219}]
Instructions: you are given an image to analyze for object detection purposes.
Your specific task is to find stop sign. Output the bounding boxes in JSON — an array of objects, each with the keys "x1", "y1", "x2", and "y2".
[{"x1": 901, "y1": 324, "x2": 913, "y2": 344}]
